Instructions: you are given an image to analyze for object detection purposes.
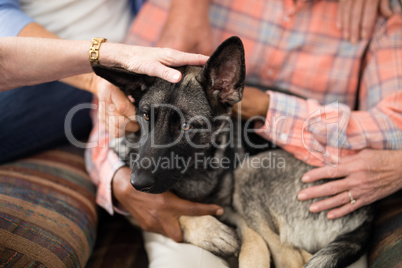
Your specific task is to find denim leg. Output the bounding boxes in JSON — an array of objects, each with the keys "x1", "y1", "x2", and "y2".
[{"x1": 0, "y1": 82, "x2": 93, "y2": 163}]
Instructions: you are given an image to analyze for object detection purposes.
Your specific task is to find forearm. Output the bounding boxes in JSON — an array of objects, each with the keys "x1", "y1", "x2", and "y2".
[
  {"x1": 18, "y1": 22, "x2": 59, "y2": 38},
  {"x1": 0, "y1": 37, "x2": 93, "y2": 91},
  {"x1": 84, "y1": 105, "x2": 126, "y2": 215},
  {"x1": 17, "y1": 22, "x2": 95, "y2": 92},
  {"x1": 257, "y1": 91, "x2": 402, "y2": 165},
  {"x1": 0, "y1": 37, "x2": 146, "y2": 92}
]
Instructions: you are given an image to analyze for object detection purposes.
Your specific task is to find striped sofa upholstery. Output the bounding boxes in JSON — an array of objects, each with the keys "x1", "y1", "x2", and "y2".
[
  {"x1": 0, "y1": 147, "x2": 97, "y2": 268},
  {"x1": 0, "y1": 146, "x2": 148, "y2": 268}
]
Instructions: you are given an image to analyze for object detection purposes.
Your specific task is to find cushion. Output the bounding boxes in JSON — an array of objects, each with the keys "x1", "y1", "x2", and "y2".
[
  {"x1": 368, "y1": 190, "x2": 402, "y2": 268},
  {"x1": 0, "y1": 147, "x2": 97, "y2": 268}
]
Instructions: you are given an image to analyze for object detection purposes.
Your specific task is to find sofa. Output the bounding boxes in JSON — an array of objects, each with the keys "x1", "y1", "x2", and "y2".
[{"x1": 0, "y1": 145, "x2": 400, "y2": 267}]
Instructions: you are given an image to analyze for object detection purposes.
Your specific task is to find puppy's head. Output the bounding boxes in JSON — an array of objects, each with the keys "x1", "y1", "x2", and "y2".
[{"x1": 93, "y1": 36, "x2": 245, "y2": 194}]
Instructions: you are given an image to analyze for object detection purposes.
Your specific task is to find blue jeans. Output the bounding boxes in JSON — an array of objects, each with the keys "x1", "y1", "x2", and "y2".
[{"x1": 0, "y1": 82, "x2": 93, "y2": 163}]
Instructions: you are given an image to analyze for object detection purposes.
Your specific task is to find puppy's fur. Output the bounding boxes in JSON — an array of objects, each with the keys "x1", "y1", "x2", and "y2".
[{"x1": 93, "y1": 37, "x2": 373, "y2": 267}]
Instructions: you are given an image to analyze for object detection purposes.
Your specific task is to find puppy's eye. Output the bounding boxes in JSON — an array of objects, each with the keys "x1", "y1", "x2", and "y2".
[
  {"x1": 143, "y1": 113, "x2": 150, "y2": 121},
  {"x1": 181, "y1": 122, "x2": 191, "y2": 131}
]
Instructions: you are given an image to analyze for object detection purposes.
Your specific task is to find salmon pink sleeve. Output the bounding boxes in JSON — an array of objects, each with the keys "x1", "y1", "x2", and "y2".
[
  {"x1": 85, "y1": 99, "x2": 126, "y2": 215},
  {"x1": 257, "y1": 15, "x2": 402, "y2": 166}
]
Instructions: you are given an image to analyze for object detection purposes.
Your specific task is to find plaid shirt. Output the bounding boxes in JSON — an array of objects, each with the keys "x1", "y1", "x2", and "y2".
[{"x1": 86, "y1": 0, "x2": 402, "y2": 214}]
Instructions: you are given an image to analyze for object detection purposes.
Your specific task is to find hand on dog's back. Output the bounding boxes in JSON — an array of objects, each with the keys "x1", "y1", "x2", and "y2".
[{"x1": 112, "y1": 166, "x2": 223, "y2": 242}]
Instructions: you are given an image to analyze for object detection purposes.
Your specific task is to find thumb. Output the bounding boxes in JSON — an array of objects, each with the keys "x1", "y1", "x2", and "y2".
[
  {"x1": 110, "y1": 86, "x2": 136, "y2": 117},
  {"x1": 181, "y1": 201, "x2": 224, "y2": 217},
  {"x1": 302, "y1": 164, "x2": 349, "y2": 183},
  {"x1": 162, "y1": 216, "x2": 184, "y2": 243}
]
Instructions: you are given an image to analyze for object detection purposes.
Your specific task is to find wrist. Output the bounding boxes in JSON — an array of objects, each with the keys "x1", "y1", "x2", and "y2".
[
  {"x1": 59, "y1": 72, "x2": 95, "y2": 92},
  {"x1": 96, "y1": 42, "x2": 114, "y2": 67},
  {"x1": 112, "y1": 166, "x2": 130, "y2": 197},
  {"x1": 89, "y1": 38, "x2": 108, "y2": 66},
  {"x1": 97, "y1": 42, "x2": 132, "y2": 70},
  {"x1": 260, "y1": 93, "x2": 270, "y2": 117}
]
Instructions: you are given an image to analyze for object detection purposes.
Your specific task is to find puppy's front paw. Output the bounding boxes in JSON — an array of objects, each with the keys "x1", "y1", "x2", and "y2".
[{"x1": 179, "y1": 215, "x2": 239, "y2": 257}]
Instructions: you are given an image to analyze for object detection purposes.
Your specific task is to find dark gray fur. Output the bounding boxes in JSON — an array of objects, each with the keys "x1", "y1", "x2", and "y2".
[{"x1": 93, "y1": 36, "x2": 373, "y2": 267}]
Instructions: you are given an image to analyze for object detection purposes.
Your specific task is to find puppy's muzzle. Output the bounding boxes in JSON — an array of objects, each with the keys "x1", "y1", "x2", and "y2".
[{"x1": 131, "y1": 172, "x2": 155, "y2": 192}]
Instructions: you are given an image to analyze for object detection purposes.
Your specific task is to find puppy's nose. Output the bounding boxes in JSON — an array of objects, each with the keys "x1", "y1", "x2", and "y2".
[{"x1": 130, "y1": 172, "x2": 154, "y2": 192}]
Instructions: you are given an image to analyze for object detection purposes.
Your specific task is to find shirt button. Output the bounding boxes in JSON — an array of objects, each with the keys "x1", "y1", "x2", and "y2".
[{"x1": 280, "y1": 133, "x2": 288, "y2": 141}]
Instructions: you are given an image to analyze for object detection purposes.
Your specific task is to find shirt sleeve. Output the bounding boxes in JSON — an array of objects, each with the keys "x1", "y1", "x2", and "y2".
[
  {"x1": 257, "y1": 91, "x2": 402, "y2": 166},
  {"x1": 257, "y1": 15, "x2": 402, "y2": 166},
  {"x1": 0, "y1": 0, "x2": 35, "y2": 36},
  {"x1": 85, "y1": 98, "x2": 126, "y2": 215}
]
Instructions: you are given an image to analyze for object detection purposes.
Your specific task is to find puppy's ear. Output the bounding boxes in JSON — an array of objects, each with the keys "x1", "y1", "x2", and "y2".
[
  {"x1": 196, "y1": 36, "x2": 245, "y2": 115},
  {"x1": 92, "y1": 64, "x2": 154, "y2": 103}
]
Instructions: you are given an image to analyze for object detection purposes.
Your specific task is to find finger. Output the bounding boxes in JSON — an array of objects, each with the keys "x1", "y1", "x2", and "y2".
[
  {"x1": 109, "y1": 91, "x2": 138, "y2": 136},
  {"x1": 151, "y1": 64, "x2": 183, "y2": 83},
  {"x1": 326, "y1": 200, "x2": 363, "y2": 219},
  {"x1": 379, "y1": 0, "x2": 393, "y2": 18},
  {"x1": 163, "y1": 50, "x2": 209, "y2": 67},
  {"x1": 98, "y1": 101, "x2": 107, "y2": 126},
  {"x1": 302, "y1": 164, "x2": 350, "y2": 183},
  {"x1": 124, "y1": 121, "x2": 140, "y2": 133},
  {"x1": 309, "y1": 191, "x2": 351, "y2": 213},
  {"x1": 342, "y1": 0, "x2": 353, "y2": 40},
  {"x1": 117, "y1": 110, "x2": 140, "y2": 133},
  {"x1": 350, "y1": 0, "x2": 365, "y2": 43},
  {"x1": 180, "y1": 201, "x2": 224, "y2": 217},
  {"x1": 360, "y1": 0, "x2": 380, "y2": 40},
  {"x1": 149, "y1": 50, "x2": 209, "y2": 83},
  {"x1": 162, "y1": 217, "x2": 184, "y2": 242},
  {"x1": 298, "y1": 179, "x2": 349, "y2": 200},
  {"x1": 125, "y1": 112, "x2": 141, "y2": 133},
  {"x1": 107, "y1": 111, "x2": 127, "y2": 138},
  {"x1": 110, "y1": 87, "x2": 136, "y2": 119},
  {"x1": 338, "y1": 153, "x2": 359, "y2": 164}
]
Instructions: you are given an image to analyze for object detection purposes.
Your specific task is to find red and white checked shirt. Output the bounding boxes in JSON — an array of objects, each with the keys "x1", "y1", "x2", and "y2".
[{"x1": 86, "y1": 0, "x2": 402, "y2": 214}]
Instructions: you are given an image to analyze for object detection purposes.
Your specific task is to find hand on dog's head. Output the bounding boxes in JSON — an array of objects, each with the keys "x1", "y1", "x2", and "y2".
[{"x1": 92, "y1": 36, "x2": 245, "y2": 114}]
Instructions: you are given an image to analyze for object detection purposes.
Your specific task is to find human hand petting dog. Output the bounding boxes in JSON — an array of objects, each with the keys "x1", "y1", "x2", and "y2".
[
  {"x1": 91, "y1": 44, "x2": 209, "y2": 137},
  {"x1": 111, "y1": 166, "x2": 224, "y2": 242},
  {"x1": 156, "y1": 0, "x2": 214, "y2": 55},
  {"x1": 337, "y1": 0, "x2": 392, "y2": 43},
  {"x1": 298, "y1": 149, "x2": 402, "y2": 219},
  {"x1": 0, "y1": 37, "x2": 208, "y2": 137},
  {"x1": 94, "y1": 77, "x2": 139, "y2": 137}
]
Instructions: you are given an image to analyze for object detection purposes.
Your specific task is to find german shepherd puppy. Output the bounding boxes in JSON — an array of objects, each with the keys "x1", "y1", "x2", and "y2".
[{"x1": 92, "y1": 37, "x2": 373, "y2": 268}]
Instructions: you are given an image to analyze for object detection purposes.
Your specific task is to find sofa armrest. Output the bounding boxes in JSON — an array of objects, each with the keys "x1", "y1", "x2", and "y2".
[{"x1": 0, "y1": 146, "x2": 97, "y2": 268}]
